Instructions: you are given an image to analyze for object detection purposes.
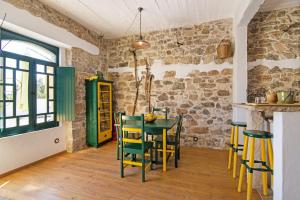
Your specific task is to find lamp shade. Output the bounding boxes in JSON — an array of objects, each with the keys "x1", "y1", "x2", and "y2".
[
  {"x1": 132, "y1": 38, "x2": 150, "y2": 49},
  {"x1": 131, "y1": 7, "x2": 150, "y2": 50}
]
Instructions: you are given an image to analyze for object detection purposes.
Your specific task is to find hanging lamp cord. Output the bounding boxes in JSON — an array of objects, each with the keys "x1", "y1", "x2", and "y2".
[{"x1": 138, "y1": 7, "x2": 143, "y2": 40}]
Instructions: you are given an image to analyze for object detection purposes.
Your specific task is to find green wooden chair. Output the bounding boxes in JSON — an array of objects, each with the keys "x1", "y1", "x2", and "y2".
[
  {"x1": 152, "y1": 107, "x2": 169, "y2": 119},
  {"x1": 120, "y1": 113, "x2": 153, "y2": 182},
  {"x1": 154, "y1": 114, "x2": 183, "y2": 168},
  {"x1": 113, "y1": 112, "x2": 125, "y2": 160}
]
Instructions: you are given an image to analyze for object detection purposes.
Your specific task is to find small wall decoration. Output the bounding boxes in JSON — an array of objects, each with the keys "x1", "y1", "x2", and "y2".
[{"x1": 216, "y1": 39, "x2": 232, "y2": 59}]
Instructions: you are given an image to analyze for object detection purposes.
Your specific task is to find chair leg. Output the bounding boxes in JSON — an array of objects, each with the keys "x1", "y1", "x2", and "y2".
[
  {"x1": 175, "y1": 146, "x2": 178, "y2": 168},
  {"x1": 155, "y1": 142, "x2": 158, "y2": 164},
  {"x1": 238, "y1": 135, "x2": 248, "y2": 192},
  {"x1": 116, "y1": 138, "x2": 120, "y2": 160},
  {"x1": 131, "y1": 153, "x2": 135, "y2": 167},
  {"x1": 247, "y1": 137, "x2": 255, "y2": 200},
  {"x1": 142, "y1": 154, "x2": 145, "y2": 182},
  {"x1": 178, "y1": 146, "x2": 181, "y2": 160},
  {"x1": 150, "y1": 147, "x2": 153, "y2": 170},
  {"x1": 120, "y1": 148, "x2": 124, "y2": 178},
  {"x1": 233, "y1": 126, "x2": 239, "y2": 178},
  {"x1": 228, "y1": 126, "x2": 234, "y2": 170}
]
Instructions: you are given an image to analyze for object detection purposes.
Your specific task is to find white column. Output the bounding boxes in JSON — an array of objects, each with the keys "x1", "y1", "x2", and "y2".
[
  {"x1": 232, "y1": 0, "x2": 265, "y2": 123},
  {"x1": 273, "y1": 112, "x2": 300, "y2": 200},
  {"x1": 232, "y1": 25, "x2": 247, "y2": 123}
]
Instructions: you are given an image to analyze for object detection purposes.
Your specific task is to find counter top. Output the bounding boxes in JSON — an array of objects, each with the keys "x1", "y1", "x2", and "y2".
[{"x1": 233, "y1": 103, "x2": 300, "y2": 112}]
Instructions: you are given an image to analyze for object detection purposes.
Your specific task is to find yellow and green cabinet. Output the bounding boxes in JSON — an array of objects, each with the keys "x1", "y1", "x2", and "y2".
[{"x1": 86, "y1": 79, "x2": 113, "y2": 147}]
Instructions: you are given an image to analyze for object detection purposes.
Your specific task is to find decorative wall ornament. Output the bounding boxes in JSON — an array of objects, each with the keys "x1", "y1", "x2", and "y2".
[
  {"x1": 130, "y1": 49, "x2": 143, "y2": 115},
  {"x1": 144, "y1": 58, "x2": 154, "y2": 113},
  {"x1": 216, "y1": 39, "x2": 232, "y2": 59}
]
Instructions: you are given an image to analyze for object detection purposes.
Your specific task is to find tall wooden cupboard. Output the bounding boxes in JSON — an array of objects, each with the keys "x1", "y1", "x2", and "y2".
[{"x1": 86, "y1": 79, "x2": 113, "y2": 147}]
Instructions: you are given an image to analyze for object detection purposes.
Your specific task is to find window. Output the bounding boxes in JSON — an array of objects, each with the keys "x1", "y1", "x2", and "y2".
[{"x1": 0, "y1": 29, "x2": 59, "y2": 137}]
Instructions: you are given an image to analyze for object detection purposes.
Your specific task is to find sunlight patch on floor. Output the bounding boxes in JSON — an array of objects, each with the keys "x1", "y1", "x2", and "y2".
[{"x1": 0, "y1": 181, "x2": 10, "y2": 189}]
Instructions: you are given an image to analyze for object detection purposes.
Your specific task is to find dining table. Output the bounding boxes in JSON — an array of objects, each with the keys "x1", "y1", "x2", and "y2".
[{"x1": 124, "y1": 118, "x2": 178, "y2": 172}]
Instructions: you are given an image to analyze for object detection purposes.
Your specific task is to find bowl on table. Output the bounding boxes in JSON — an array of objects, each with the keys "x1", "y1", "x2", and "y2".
[{"x1": 145, "y1": 113, "x2": 157, "y2": 123}]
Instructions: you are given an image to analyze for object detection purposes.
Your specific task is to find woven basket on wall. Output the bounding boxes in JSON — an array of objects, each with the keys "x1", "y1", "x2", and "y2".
[{"x1": 216, "y1": 39, "x2": 232, "y2": 59}]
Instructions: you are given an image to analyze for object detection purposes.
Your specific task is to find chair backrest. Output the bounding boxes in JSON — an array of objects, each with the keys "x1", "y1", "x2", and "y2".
[
  {"x1": 152, "y1": 107, "x2": 169, "y2": 119},
  {"x1": 114, "y1": 112, "x2": 125, "y2": 136},
  {"x1": 175, "y1": 114, "x2": 183, "y2": 143},
  {"x1": 120, "y1": 113, "x2": 146, "y2": 148}
]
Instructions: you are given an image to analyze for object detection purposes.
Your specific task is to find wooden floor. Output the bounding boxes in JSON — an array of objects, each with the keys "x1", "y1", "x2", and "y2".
[{"x1": 0, "y1": 142, "x2": 260, "y2": 200}]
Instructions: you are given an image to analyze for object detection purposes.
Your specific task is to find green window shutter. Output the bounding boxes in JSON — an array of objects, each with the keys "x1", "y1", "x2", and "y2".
[{"x1": 56, "y1": 67, "x2": 75, "y2": 121}]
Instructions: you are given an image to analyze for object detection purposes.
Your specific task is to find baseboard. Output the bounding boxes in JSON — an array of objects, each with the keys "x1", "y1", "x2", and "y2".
[{"x1": 0, "y1": 150, "x2": 67, "y2": 178}]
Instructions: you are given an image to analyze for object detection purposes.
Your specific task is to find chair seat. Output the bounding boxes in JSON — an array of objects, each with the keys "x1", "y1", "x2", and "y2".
[
  {"x1": 155, "y1": 135, "x2": 176, "y2": 144},
  {"x1": 231, "y1": 121, "x2": 247, "y2": 127},
  {"x1": 243, "y1": 130, "x2": 273, "y2": 139}
]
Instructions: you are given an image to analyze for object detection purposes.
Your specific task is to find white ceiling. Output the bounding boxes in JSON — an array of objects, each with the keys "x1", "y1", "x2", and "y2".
[
  {"x1": 40, "y1": 0, "x2": 240, "y2": 38},
  {"x1": 40, "y1": 0, "x2": 299, "y2": 39}
]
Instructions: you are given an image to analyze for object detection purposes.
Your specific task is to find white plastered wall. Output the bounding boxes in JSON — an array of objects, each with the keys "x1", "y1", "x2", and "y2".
[{"x1": 0, "y1": 1, "x2": 97, "y2": 175}]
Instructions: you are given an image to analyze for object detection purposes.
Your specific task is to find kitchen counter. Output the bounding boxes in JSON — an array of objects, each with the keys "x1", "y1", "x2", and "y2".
[
  {"x1": 234, "y1": 103, "x2": 300, "y2": 111},
  {"x1": 233, "y1": 103, "x2": 300, "y2": 197}
]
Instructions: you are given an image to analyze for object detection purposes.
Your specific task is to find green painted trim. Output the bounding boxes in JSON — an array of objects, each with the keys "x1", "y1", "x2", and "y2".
[
  {"x1": 56, "y1": 67, "x2": 75, "y2": 121},
  {"x1": 0, "y1": 29, "x2": 59, "y2": 138},
  {"x1": 85, "y1": 80, "x2": 98, "y2": 147},
  {"x1": 122, "y1": 115, "x2": 144, "y2": 121},
  {"x1": 243, "y1": 130, "x2": 273, "y2": 138},
  {"x1": 0, "y1": 28, "x2": 59, "y2": 56},
  {"x1": 241, "y1": 159, "x2": 273, "y2": 174}
]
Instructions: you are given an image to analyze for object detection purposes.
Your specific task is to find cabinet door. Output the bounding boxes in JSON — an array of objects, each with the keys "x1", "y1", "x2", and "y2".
[{"x1": 97, "y1": 82, "x2": 112, "y2": 139}]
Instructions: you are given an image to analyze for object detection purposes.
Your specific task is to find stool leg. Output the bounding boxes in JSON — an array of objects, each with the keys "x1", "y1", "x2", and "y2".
[
  {"x1": 228, "y1": 126, "x2": 234, "y2": 170},
  {"x1": 261, "y1": 139, "x2": 268, "y2": 196},
  {"x1": 233, "y1": 126, "x2": 239, "y2": 178},
  {"x1": 247, "y1": 137, "x2": 255, "y2": 200},
  {"x1": 267, "y1": 138, "x2": 274, "y2": 186},
  {"x1": 238, "y1": 135, "x2": 249, "y2": 192}
]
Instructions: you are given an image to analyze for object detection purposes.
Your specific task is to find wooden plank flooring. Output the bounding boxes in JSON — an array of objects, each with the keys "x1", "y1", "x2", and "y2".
[{"x1": 0, "y1": 142, "x2": 260, "y2": 200}]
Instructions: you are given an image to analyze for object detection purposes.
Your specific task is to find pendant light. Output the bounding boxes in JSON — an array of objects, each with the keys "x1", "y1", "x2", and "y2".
[{"x1": 132, "y1": 7, "x2": 150, "y2": 49}]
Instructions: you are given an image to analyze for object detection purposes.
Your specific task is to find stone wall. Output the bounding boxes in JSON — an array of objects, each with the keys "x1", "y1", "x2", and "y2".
[
  {"x1": 107, "y1": 19, "x2": 232, "y2": 68},
  {"x1": 248, "y1": 66, "x2": 300, "y2": 102},
  {"x1": 108, "y1": 19, "x2": 233, "y2": 149},
  {"x1": 110, "y1": 68, "x2": 233, "y2": 148},
  {"x1": 6, "y1": 0, "x2": 108, "y2": 152},
  {"x1": 247, "y1": 6, "x2": 300, "y2": 102}
]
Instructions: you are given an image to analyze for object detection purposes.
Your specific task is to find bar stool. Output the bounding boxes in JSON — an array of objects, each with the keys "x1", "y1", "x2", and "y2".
[
  {"x1": 228, "y1": 121, "x2": 247, "y2": 178},
  {"x1": 237, "y1": 130, "x2": 273, "y2": 200}
]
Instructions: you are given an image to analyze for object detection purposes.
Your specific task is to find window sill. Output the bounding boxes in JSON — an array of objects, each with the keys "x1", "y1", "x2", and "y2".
[{"x1": 0, "y1": 121, "x2": 59, "y2": 139}]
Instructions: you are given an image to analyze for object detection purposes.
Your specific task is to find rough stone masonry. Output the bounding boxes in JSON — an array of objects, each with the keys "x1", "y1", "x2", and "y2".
[
  {"x1": 247, "y1": 6, "x2": 300, "y2": 102},
  {"x1": 108, "y1": 19, "x2": 234, "y2": 149}
]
